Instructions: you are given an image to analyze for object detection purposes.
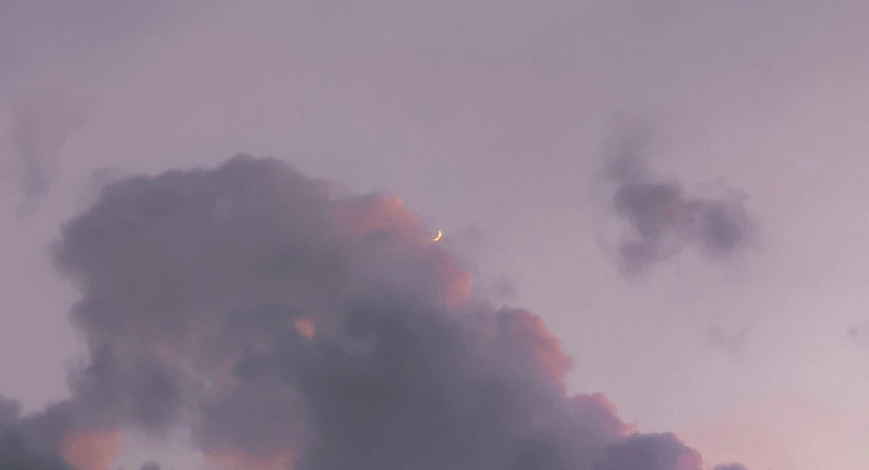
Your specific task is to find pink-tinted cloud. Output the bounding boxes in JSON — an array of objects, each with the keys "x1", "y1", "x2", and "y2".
[
  {"x1": 205, "y1": 448, "x2": 294, "y2": 470},
  {"x1": 0, "y1": 156, "x2": 745, "y2": 470},
  {"x1": 59, "y1": 429, "x2": 124, "y2": 470}
]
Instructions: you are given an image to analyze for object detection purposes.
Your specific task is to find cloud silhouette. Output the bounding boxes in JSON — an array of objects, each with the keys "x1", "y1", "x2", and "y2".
[
  {"x1": 598, "y1": 124, "x2": 756, "y2": 276},
  {"x1": 7, "y1": 90, "x2": 85, "y2": 217},
  {"x1": 0, "y1": 155, "x2": 746, "y2": 470}
]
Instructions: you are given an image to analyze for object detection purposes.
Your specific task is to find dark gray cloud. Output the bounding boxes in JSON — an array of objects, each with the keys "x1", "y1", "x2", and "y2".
[
  {"x1": 0, "y1": 430, "x2": 71, "y2": 470},
  {"x1": 0, "y1": 399, "x2": 73, "y2": 470},
  {"x1": 84, "y1": 167, "x2": 127, "y2": 201},
  {"x1": 714, "y1": 464, "x2": 749, "y2": 470},
  {"x1": 139, "y1": 462, "x2": 161, "y2": 470},
  {"x1": 0, "y1": 155, "x2": 745, "y2": 469},
  {"x1": 7, "y1": 90, "x2": 85, "y2": 217},
  {"x1": 594, "y1": 433, "x2": 702, "y2": 470},
  {"x1": 599, "y1": 124, "x2": 756, "y2": 276},
  {"x1": 0, "y1": 396, "x2": 21, "y2": 428}
]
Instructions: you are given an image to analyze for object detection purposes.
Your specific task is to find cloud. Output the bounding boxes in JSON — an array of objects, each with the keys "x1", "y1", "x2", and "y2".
[
  {"x1": 594, "y1": 433, "x2": 703, "y2": 470},
  {"x1": 492, "y1": 276, "x2": 518, "y2": 301},
  {"x1": 59, "y1": 429, "x2": 124, "y2": 470},
  {"x1": 0, "y1": 431, "x2": 71, "y2": 470},
  {"x1": 7, "y1": 89, "x2": 85, "y2": 217},
  {"x1": 598, "y1": 123, "x2": 756, "y2": 276},
  {"x1": 708, "y1": 326, "x2": 751, "y2": 356},
  {"x1": 83, "y1": 167, "x2": 127, "y2": 202},
  {"x1": 1, "y1": 155, "x2": 745, "y2": 469},
  {"x1": 0, "y1": 396, "x2": 20, "y2": 427},
  {"x1": 0, "y1": 398, "x2": 73, "y2": 470},
  {"x1": 714, "y1": 464, "x2": 749, "y2": 470},
  {"x1": 847, "y1": 323, "x2": 869, "y2": 346}
]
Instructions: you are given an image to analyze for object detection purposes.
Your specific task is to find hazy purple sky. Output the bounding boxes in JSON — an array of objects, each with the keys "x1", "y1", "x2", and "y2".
[{"x1": 2, "y1": 1, "x2": 869, "y2": 469}]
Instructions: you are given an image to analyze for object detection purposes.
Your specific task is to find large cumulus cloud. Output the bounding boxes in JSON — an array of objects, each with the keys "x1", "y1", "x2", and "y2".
[{"x1": 1, "y1": 155, "x2": 745, "y2": 469}]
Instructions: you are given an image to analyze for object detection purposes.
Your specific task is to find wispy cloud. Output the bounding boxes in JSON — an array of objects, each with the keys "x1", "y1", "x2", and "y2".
[{"x1": 598, "y1": 122, "x2": 757, "y2": 277}]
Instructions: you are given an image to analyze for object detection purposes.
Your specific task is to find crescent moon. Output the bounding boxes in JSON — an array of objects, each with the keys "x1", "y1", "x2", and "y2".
[{"x1": 432, "y1": 230, "x2": 442, "y2": 242}]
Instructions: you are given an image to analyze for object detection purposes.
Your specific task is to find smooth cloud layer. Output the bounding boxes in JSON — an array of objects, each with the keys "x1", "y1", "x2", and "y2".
[{"x1": 0, "y1": 155, "x2": 744, "y2": 469}]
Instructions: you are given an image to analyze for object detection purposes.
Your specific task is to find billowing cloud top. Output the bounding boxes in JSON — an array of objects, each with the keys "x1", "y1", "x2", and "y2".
[{"x1": 0, "y1": 155, "x2": 744, "y2": 470}]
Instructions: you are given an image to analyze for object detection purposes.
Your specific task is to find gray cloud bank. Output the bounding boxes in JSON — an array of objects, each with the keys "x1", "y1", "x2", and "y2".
[
  {"x1": 599, "y1": 126, "x2": 756, "y2": 276},
  {"x1": 0, "y1": 156, "x2": 745, "y2": 469}
]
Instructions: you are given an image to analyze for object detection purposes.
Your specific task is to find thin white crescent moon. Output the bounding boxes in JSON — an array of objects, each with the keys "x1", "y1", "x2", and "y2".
[{"x1": 432, "y1": 230, "x2": 442, "y2": 241}]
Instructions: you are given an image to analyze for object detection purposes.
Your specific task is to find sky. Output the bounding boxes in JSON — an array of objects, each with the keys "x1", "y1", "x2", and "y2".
[{"x1": 1, "y1": 1, "x2": 869, "y2": 469}]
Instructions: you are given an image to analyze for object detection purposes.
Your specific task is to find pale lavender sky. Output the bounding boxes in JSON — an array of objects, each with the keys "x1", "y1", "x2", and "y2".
[{"x1": 2, "y1": 1, "x2": 869, "y2": 469}]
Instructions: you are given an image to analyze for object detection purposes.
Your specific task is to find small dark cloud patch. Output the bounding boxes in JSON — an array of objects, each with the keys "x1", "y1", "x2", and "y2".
[
  {"x1": 492, "y1": 276, "x2": 518, "y2": 301},
  {"x1": 708, "y1": 326, "x2": 751, "y2": 356},
  {"x1": 714, "y1": 464, "x2": 749, "y2": 470},
  {"x1": 598, "y1": 123, "x2": 757, "y2": 277},
  {"x1": 6, "y1": 89, "x2": 85, "y2": 217}
]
